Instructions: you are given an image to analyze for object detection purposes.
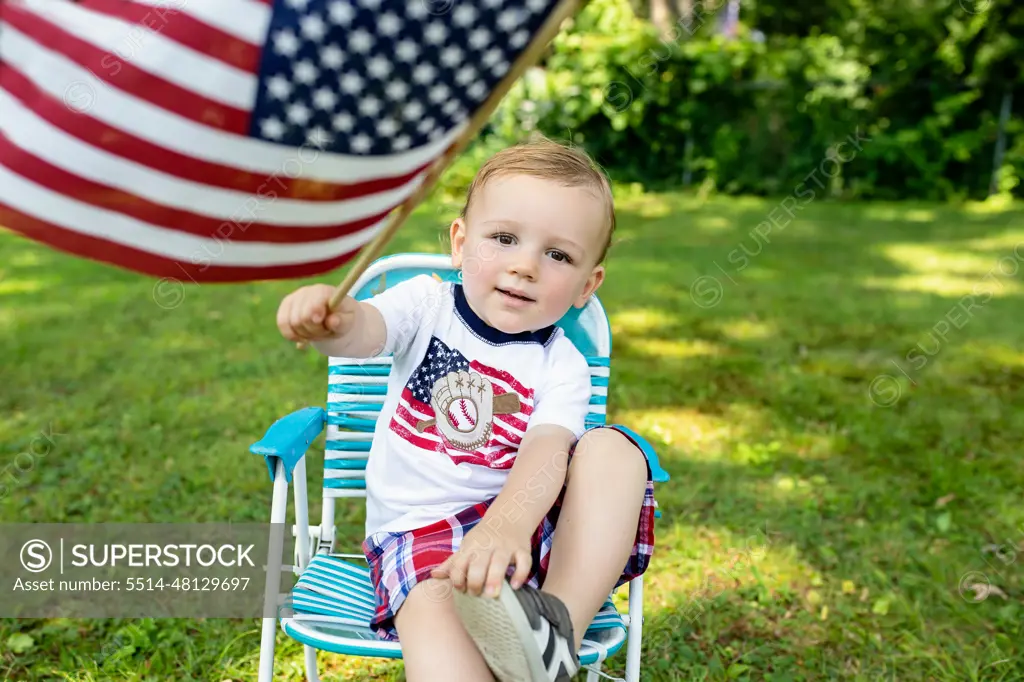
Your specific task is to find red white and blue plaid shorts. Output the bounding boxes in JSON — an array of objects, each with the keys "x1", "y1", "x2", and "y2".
[{"x1": 361, "y1": 425, "x2": 658, "y2": 641}]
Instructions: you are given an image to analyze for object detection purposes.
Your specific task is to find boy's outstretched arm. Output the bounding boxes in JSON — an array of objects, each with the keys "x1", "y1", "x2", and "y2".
[
  {"x1": 432, "y1": 423, "x2": 574, "y2": 597},
  {"x1": 276, "y1": 284, "x2": 387, "y2": 358}
]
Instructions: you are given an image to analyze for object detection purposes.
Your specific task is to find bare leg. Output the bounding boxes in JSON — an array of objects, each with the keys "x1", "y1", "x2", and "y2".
[
  {"x1": 393, "y1": 578, "x2": 496, "y2": 682},
  {"x1": 540, "y1": 428, "x2": 649, "y2": 649}
]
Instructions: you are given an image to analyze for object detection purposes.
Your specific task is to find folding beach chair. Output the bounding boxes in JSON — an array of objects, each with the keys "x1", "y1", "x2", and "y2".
[{"x1": 250, "y1": 253, "x2": 670, "y2": 682}]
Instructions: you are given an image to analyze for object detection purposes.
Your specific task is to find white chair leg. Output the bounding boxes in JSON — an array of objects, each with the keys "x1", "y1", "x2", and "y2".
[
  {"x1": 258, "y1": 459, "x2": 291, "y2": 682},
  {"x1": 304, "y1": 645, "x2": 321, "y2": 682},
  {"x1": 625, "y1": 576, "x2": 643, "y2": 682},
  {"x1": 586, "y1": 662, "x2": 602, "y2": 682},
  {"x1": 293, "y1": 459, "x2": 318, "y2": 681},
  {"x1": 293, "y1": 458, "x2": 311, "y2": 573},
  {"x1": 320, "y1": 497, "x2": 336, "y2": 554}
]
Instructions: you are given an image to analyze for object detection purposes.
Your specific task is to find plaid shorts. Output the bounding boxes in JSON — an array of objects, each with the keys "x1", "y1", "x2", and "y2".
[{"x1": 361, "y1": 424, "x2": 658, "y2": 641}]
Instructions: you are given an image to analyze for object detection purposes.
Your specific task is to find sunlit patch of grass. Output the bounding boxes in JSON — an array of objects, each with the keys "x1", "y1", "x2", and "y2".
[
  {"x1": 616, "y1": 407, "x2": 752, "y2": 459},
  {"x1": 640, "y1": 521, "x2": 810, "y2": 606},
  {"x1": 0, "y1": 277, "x2": 47, "y2": 296},
  {"x1": 861, "y1": 272, "x2": 1024, "y2": 296},
  {"x1": 959, "y1": 341, "x2": 1024, "y2": 368},
  {"x1": 880, "y1": 243, "x2": 1012, "y2": 277},
  {"x1": 627, "y1": 338, "x2": 727, "y2": 359},
  {"x1": 692, "y1": 215, "x2": 735, "y2": 232},
  {"x1": 610, "y1": 308, "x2": 677, "y2": 336},
  {"x1": 963, "y1": 231, "x2": 1024, "y2": 252},
  {"x1": 718, "y1": 319, "x2": 777, "y2": 340},
  {"x1": 963, "y1": 197, "x2": 1019, "y2": 215},
  {"x1": 865, "y1": 239, "x2": 1024, "y2": 297}
]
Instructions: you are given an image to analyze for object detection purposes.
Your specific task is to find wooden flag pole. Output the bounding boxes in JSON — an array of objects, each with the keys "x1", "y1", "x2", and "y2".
[{"x1": 323, "y1": 0, "x2": 582, "y2": 312}]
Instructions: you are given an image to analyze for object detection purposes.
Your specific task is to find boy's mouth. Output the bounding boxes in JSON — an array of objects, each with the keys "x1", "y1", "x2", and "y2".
[{"x1": 496, "y1": 288, "x2": 535, "y2": 303}]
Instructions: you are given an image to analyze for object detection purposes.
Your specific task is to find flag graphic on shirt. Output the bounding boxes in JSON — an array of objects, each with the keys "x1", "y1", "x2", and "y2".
[{"x1": 390, "y1": 336, "x2": 533, "y2": 469}]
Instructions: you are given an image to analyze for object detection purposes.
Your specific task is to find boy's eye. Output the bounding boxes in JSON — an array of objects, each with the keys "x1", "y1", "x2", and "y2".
[
  {"x1": 547, "y1": 250, "x2": 573, "y2": 264},
  {"x1": 493, "y1": 233, "x2": 515, "y2": 246}
]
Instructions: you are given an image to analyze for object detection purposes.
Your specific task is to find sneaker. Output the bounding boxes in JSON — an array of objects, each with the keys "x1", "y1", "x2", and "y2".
[{"x1": 452, "y1": 580, "x2": 579, "y2": 682}]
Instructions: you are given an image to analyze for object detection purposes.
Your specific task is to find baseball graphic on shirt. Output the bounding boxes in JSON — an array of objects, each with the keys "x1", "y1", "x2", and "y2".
[
  {"x1": 448, "y1": 397, "x2": 476, "y2": 430},
  {"x1": 430, "y1": 370, "x2": 494, "y2": 451}
]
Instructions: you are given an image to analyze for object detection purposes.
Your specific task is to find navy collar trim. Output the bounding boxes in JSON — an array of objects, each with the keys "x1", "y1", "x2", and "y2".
[{"x1": 453, "y1": 284, "x2": 557, "y2": 346}]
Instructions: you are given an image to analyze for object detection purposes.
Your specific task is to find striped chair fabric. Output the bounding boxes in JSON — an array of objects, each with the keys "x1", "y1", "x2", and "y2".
[{"x1": 283, "y1": 552, "x2": 627, "y2": 666}]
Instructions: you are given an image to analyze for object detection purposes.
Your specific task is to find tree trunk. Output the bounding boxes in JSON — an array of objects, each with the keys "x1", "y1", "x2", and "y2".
[
  {"x1": 648, "y1": 0, "x2": 679, "y2": 37},
  {"x1": 637, "y1": 0, "x2": 703, "y2": 39}
]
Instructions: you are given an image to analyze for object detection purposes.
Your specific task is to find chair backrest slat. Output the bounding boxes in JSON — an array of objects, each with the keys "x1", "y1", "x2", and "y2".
[{"x1": 322, "y1": 254, "x2": 612, "y2": 500}]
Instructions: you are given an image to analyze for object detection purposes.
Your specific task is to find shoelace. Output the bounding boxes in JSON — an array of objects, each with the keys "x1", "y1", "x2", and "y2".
[{"x1": 581, "y1": 664, "x2": 626, "y2": 682}]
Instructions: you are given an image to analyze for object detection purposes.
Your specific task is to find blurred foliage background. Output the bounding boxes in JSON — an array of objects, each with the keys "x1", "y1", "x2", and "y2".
[{"x1": 475, "y1": 0, "x2": 1023, "y2": 202}]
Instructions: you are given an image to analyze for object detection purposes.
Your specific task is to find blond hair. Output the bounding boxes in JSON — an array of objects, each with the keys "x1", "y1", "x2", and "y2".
[{"x1": 460, "y1": 137, "x2": 616, "y2": 263}]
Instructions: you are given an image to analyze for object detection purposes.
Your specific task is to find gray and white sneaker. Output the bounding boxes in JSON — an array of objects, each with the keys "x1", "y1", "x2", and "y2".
[{"x1": 452, "y1": 580, "x2": 579, "y2": 682}]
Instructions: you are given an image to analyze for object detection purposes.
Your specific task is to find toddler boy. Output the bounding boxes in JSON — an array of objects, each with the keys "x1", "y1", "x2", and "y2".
[{"x1": 277, "y1": 138, "x2": 657, "y2": 682}]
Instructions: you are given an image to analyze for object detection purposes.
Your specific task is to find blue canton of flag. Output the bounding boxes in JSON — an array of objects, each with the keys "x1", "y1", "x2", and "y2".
[
  {"x1": 253, "y1": 0, "x2": 559, "y2": 155},
  {"x1": 407, "y1": 337, "x2": 470, "y2": 403}
]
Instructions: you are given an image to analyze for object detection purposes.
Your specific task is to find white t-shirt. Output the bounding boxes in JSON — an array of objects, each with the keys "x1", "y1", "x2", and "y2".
[{"x1": 360, "y1": 274, "x2": 592, "y2": 536}]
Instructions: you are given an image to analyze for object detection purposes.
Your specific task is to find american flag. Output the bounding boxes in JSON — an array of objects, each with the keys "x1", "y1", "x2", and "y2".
[
  {"x1": 391, "y1": 336, "x2": 533, "y2": 469},
  {"x1": 0, "y1": 0, "x2": 562, "y2": 282}
]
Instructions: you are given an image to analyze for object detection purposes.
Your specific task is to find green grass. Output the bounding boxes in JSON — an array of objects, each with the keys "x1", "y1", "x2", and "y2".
[{"x1": 1, "y1": 190, "x2": 1022, "y2": 681}]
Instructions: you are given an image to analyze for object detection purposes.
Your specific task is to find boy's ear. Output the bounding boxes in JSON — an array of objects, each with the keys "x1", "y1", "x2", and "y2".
[
  {"x1": 450, "y1": 218, "x2": 466, "y2": 269},
  {"x1": 574, "y1": 265, "x2": 605, "y2": 308}
]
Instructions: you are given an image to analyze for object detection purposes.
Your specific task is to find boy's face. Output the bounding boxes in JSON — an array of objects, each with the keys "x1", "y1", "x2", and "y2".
[{"x1": 450, "y1": 173, "x2": 607, "y2": 335}]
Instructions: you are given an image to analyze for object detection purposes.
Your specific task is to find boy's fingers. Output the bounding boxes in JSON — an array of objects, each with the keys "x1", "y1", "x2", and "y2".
[
  {"x1": 276, "y1": 295, "x2": 293, "y2": 330},
  {"x1": 278, "y1": 288, "x2": 341, "y2": 342},
  {"x1": 509, "y1": 549, "x2": 531, "y2": 590},
  {"x1": 448, "y1": 552, "x2": 469, "y2": 591},
  {"x1": 300, "y1": 300, "x2": 328, "y2": 335},
  {"x1": 276, "y1": 301, "x2": 294, "y2": 341},
  {"x1": 484, "y1": 551, "x2": 513, "y2": 598},
  {"x1": 291, "y1": 301, "x2": 327, "y2": 339},
  {"x1": 307, "y1": 305, "x2": 321, "y2": 323},
  {"x1": 290, "y1": 302, "x2": 308, "y2": 338},
  {"x1": 465, "y1": 549, "x2": 495, "y2": 597}
]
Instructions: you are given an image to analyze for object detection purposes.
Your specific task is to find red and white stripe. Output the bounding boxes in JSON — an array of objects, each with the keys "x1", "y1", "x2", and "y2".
[
  {"x1": 0, "y1": 0, "x2": 465, "y2": 281},
  {"x1": 390, "y1": 363, "x2": 536, "y2": 470}
]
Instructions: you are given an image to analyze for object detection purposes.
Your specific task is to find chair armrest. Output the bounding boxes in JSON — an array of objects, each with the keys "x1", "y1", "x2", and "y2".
[
  {"x1": 612, "y1": 425, "x2": 671, "y2": 483},
  {"x1": 250, "y1": 406, "x2": 326, "y2": 484}
]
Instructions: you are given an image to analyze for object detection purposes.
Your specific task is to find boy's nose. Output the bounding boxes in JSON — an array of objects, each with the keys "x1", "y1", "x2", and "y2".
[{"x1": 508, "y1": 253, "x2": 538, "y2": 280}]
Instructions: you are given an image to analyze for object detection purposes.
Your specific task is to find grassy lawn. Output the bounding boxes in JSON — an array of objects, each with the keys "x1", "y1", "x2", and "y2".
[{"x1": 1, "y1": 187, "x2": 1022, "y2": 681}]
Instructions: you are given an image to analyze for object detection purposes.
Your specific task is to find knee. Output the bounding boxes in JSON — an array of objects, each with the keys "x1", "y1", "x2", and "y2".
[
  {"x1": 407, "y1": 577, "x2": 455, "y2": 609},
  {"x1": 398, "y1": 578, "x2": 453, "y2": 619},
  {"x1": 395, "y1": 578, "x2": 455, "y2": 632},
  {"x1": 569, "y1": 428, "x2": 648, "y2": 480}
]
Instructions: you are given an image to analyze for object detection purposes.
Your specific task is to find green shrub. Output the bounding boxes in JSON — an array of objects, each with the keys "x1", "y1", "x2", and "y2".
[{"x1": 483, "y1": 0, "x2": 1023, "y2": 201}]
